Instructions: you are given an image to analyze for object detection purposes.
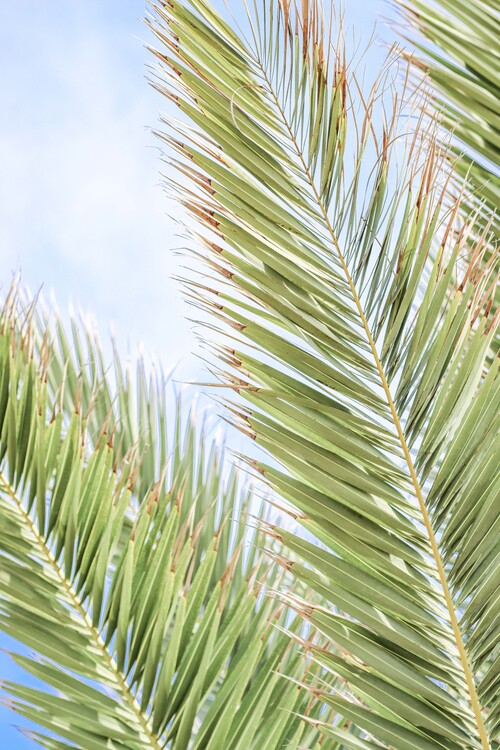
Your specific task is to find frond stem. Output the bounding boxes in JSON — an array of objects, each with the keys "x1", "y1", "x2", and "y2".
[
  {"x1": 0, "y1": 470, "x2": 164, "y2": 750},
  {"x1": 254, "y1": 55, "x2": 490, "y2": 750}
]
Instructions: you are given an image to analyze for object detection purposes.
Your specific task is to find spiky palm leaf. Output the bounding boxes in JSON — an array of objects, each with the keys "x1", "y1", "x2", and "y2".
[
  {"x1": 149, "y1": 1, "x2": 499, "y2": 748},
  {"x1": 0, "y1": 286, "x2": 339, "y2": 750},
  {"x1": 394, "y1": 0, "x2": 500, "y2": 236}
]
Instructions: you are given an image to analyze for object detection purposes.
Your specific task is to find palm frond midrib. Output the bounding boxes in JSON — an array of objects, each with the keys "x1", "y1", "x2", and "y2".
[
  {"x1": 0, "y1": 467, "x2": 164, "y2": 750},
  {"x1": 206, "y1": 14, "x2": 491, "y2": 746}
]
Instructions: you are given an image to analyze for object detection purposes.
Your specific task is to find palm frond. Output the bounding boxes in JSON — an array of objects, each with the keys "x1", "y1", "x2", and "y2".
[
  {"x1": 393, "y1": 0, "x2": 499, "y2": 236},
  {"x1": 149, "y1": 1, "x2": 499, "y2": 747},
  {"x1": 0, "y1": 285, "x2": 336, "y2": 750}
]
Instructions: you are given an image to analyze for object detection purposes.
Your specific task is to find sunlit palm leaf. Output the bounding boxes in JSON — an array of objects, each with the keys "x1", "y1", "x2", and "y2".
[
  {"x1": 149, "y1": 1, "x2": 499, "y2": 747},
  {"x1": 393, "y1": 0, "x2": 499, "y2": 237},
  {"x1": 0, "y1": 285, "x2": 336, "y2": 749}
]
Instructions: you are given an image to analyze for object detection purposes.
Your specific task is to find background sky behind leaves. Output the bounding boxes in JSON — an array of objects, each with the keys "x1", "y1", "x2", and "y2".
[{"x1": 0, "y1": 1, "x2": 387, "y2": 745}]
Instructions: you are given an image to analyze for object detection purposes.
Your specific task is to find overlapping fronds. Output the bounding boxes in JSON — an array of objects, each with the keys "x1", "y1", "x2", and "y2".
[
  {"x1": 0, "y1": 285, "x2": 338, "y2": 749},
  {"x1": 394, "y1": 0, "x2": 500, "y2": 237},
  {"x1": 149, "y1": 1, "x2": 499, "y2": 747}
]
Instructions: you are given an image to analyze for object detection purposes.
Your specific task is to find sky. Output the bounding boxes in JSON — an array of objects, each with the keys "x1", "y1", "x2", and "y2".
[{"x1": 0, "y1": 0, "x2": 389, "y2": 746}]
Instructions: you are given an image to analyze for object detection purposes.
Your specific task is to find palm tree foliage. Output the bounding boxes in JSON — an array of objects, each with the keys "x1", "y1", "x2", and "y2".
[
  {"x1": 148, "y1": 0, "x2": 499, "y2": 748},
  {"x1": 0, "y1": 286, "x2": 338, "y2": 749},
  {"x1": 394, "y1": 0, "x2": 500, "y2": 237}
]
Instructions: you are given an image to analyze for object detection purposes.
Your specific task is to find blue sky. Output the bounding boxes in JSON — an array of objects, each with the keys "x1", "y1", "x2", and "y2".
[{"x1": 0, "y1": 0, "x2": 389, "y2": 746}]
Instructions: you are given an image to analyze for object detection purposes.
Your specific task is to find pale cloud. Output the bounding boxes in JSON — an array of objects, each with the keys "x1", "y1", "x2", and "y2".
[{"x1": 0, "y1": 0, "x2": 197, "y2": 375}]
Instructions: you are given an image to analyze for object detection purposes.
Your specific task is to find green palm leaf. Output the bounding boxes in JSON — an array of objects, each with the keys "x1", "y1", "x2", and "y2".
[
  {"x1": 149, "y1": 1, "x2": 499, "y2": 747},
  {"x1": 0, "y1": 285, "x2": 336, "y2": 749},
  {"x1": 394, "y1": 0, "x2": 500, "y2": 236}
]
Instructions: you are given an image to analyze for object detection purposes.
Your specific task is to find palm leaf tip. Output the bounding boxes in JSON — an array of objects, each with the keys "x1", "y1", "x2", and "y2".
[{"x1": 148, "y1": 0, "x2": 499, "y2": 747}]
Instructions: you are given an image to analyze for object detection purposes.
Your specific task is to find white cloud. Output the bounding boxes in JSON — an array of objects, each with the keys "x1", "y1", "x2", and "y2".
[{"x1": 0, "y1": 1, "x2": 198, "y2": 375}]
